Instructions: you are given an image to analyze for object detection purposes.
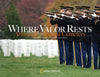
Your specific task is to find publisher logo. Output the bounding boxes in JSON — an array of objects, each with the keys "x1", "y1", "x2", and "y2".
[{"x1": 40, "y1": 69, "x2": 60, "y2": 74}]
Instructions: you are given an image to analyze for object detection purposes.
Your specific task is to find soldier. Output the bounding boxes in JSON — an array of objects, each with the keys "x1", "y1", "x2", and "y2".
[
  {"x1": 50, "y1": 6, "x2": 66, "y2": 64},
  {"x1": 80, "y1": 6, "x2": 93, "y2": 68},
  {"x1": 92, "y1": 6, "x2": 100, "y2": 69},
  {"x1": 63, "y1": 6, "x2": 74, "y2": 65},
  {"x1": 73, "y1": 6, "x2": 83, "y2": 67}
]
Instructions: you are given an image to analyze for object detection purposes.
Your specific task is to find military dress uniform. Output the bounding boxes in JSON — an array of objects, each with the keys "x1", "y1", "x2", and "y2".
[
  {"x1": 63, "y1": 16, "x2": 74, "y2": 65},
  {"x1": 50, "y1": 6, "x2": 75, "y2": 65},
  {"x1": 73, "y1": 6, "x2": 83, "y2": 67},
  {"x1": 77, "y1": 6, "x2": 93, "y2": 68},
  {"x1": 92, "y1": 6, "x2": 100, "y2": 69},
  {"x1": 92, "y1": 17, "x2": 100, "y2": 69},
  {"x1": 50, "y1": 17, "x2": 65, "y2": 64},
  {"x1": 74, "y1": 18, "x2": 82, "y2": 66},
  {"x1": 81, "y1": 17, "x2": 92, "y2": 68},
  {"x1": 50, "y1": 6, "x2": 66, "y2": 64},
  {"x1": 62, "y1": 7, "x2": 75, "y2": 65}
]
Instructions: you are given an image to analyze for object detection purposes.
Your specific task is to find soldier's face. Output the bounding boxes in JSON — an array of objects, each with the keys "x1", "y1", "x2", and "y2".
[
  {"x1": 75, "y1": 10, "x2": 81, "y2": 13},
  {"x1": 81, "y1": 10, "x2": 87, "y2": 14},
  {"x1": 60, "y1": 9, "x2": 65, "y2": 13},
  {"x1": 66, "y1": 10, "x2": 72, "y2": 14},
  {"x1": 95, "y1": 10, "x2": 100, "y2": 13},
  {"x1": 83, "y1": 10, "x2": 88, "y2": 12},
  {"x1": 75, "y1": 10, "x2": 83, "y2": 15}
]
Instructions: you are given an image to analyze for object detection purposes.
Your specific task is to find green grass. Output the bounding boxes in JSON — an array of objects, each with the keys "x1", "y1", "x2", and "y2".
[{"x1": 0, "y1": 49, "x2": 100, "y2": 77}]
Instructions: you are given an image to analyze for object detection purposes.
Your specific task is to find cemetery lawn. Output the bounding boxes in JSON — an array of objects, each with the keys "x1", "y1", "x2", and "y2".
[{"x1": 0, "y1": 51, "x2": 100, "y2": 77}]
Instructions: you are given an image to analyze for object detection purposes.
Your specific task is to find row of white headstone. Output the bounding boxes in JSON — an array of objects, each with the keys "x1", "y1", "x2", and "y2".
[{"x1": 0, "y1": 39, "x2": 59, "y2": 58}]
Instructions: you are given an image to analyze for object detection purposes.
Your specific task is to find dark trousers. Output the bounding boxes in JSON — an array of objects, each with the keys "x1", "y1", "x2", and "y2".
[
  {"x1": 74, "y1": 42, "x2": 82, "y2": 66},
  {"x1": 81, "y1": 42, "x2": 91, "y2": 68},
  {"x1": 58, "y1": 39, "x2": 65, "y2": 64},
  {"x1": 64, "y1": 40, "x2": 73, "y2": 65},
  {"x1": 93, "y1": 42, "x2": 100, "y2": 69}
]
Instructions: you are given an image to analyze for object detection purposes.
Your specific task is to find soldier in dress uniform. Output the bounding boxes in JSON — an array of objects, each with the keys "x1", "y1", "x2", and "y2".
[
  {"x1": 92, "y1": 6, "x2": 100, "y2": 69},
  {"x1": 63, "y1": 6, "x2": 74, "y2": 65},
  {"x1": 73, "y1": 6, "x2": 83, "y2": 67},
  {"x1": 50, "y1": 6, "x2": 66, "y2": 64},
  {"x1": 80, "y1": 6, "x2": 93, "y2": 68}
]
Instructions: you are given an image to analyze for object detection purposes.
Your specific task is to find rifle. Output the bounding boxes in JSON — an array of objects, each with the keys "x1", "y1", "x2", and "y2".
[
  {"x1": 41, "y1": 12, "x2": 54, "y2": 17},
  {"x1": 34, "y1": 10, "x2": 80, "y2": 19},
  {"x1": 33, "y1": 10, "x2": 87, "y2": 20},
  {"x1": 32, "y1": 11, "x2": 63, "y2": 19},
  {"x1": 74, "y1": 12, "x2": 83, "y2": 16},
  {"x1": 55, "y1": 12, "x2": 81, "y2": 20},
  {"x1": 84, "y1": 11, "x2": 93, "y2": 14},
  {"x1": 40, "y1": 11, "x2": 77, "y2": 19},
  {"x1": 95, "y1": 12, "x2": 100, "y2": 16},
  {"x1": 57, "y1": 13, "x2": 80, "y2": 19},
  {"x1": 74, "y1": 11, "x2": 93, "y2": 19},
  {"x1": 84, "y1": 11, "x2": 100, "y2": 17}
]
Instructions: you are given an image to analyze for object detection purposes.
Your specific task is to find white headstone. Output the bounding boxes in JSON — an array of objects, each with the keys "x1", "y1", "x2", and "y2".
[
  {"x1": 25, "y1": 40, "x2": 31, "y2": 56},
  {"x1": 48, "y1": 40, "x2": 56, "y2": 58},
  {"x1": 42, "y1": 40, "x2": 48, "y2": 56},
  {"x1": 21, "y1": 40, "x2": 27, "y2": 56},
  {"x1": 54, "y1": 40, "x2": 59, "y2": 56},
  {"x1": 1, "y1": 40, "x2": 10, "y2": 56},
  {"x1": 8, "y1": 40, "x2": 14, "y2": 53},
  {"x1": 31, "y1": 40, "x2": 36, "y2": 55},
  {"x1": 35, "y1": 40, "x2": 42, "y2": 57},
  {"x1": 14, "y1": 40, "x2": 22, "y2": 57}
]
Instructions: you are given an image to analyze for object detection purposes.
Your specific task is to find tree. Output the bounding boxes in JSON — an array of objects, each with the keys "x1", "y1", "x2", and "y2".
[
  {"x1": 0, "y1": 0, "x2": 20, "y2": 28},
  {"x1": 3, "y1": 3, "x2": 23, "y2": 39}
]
